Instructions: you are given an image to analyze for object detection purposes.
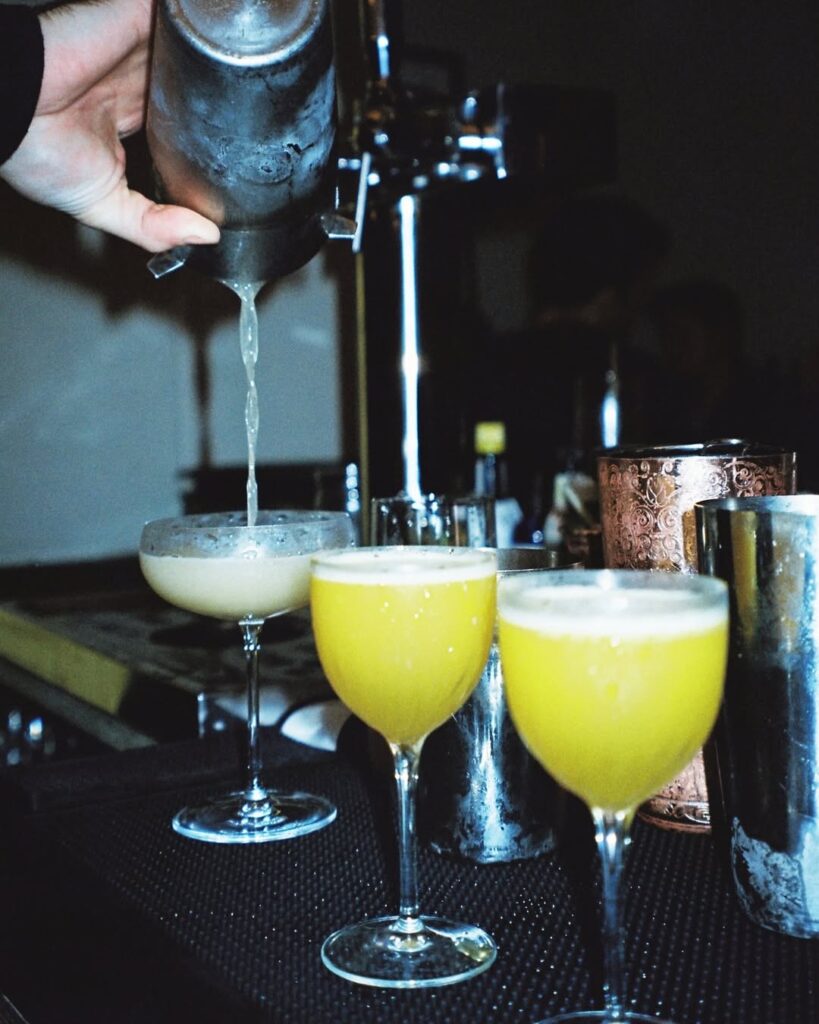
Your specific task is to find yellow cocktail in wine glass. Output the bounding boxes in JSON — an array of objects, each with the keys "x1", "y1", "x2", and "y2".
[
  {"x1": 498, "y1": 569, "x2": 728, "y2": 1024},
  {"x1": 310, "y1": 546, "x2": 498, "y2": 988}
]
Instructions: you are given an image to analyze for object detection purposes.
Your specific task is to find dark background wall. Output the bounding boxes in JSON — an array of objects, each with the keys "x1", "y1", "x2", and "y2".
[
  {"x1": 401, "y1": 1, "x2": 817, "y2": 357},
  {"x1": 378, "y1": 1, "x2": 819, "y2": 485}
]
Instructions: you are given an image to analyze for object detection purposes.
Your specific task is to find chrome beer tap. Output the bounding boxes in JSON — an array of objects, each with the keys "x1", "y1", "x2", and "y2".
[{"x1": 338, "y1": 1, "x2": 517, "y2": 499}]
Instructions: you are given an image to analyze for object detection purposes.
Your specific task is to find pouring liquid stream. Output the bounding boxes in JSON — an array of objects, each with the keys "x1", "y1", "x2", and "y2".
[{"x1": 224, "y1": 280, "x2": 264, "y2": 528}]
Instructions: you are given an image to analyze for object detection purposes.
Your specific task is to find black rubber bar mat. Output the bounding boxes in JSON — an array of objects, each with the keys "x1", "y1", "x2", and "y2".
[{"x1": 2, "y1": 742, "x2": 818, "y2": 1023}]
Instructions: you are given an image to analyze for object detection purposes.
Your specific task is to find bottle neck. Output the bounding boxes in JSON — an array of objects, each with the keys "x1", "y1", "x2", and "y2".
[
  {"x1": 475, "y1": 451, "x2": 504, "y2": 497},
  {"x1": 479, "y1": 448, "x2": 511, "y2": 495}
]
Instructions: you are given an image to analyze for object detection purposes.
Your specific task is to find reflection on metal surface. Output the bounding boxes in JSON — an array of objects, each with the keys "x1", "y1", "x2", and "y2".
[
  {"x1": 147, "y1": 0, "x2": 338, "y2": 282},
  {"x1": 419, "y1": 548, "x2": 580, "y2": 863},
  {"x1": 697, "y1": 494, "x2": 819, "y2": 937}
]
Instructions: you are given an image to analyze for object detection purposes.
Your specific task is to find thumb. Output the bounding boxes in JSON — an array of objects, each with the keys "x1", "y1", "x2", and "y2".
[{"x1": 80, "y1": 185, "x2": 221, "y2": 253}]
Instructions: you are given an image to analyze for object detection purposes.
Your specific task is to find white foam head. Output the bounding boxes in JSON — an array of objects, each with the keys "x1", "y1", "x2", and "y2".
[
  {"x1": 312, "y1": 546, "x2": 496, "y2": 585},
  {"x1": 499, "y1": 577, "x2": 727, "y2": 637}
]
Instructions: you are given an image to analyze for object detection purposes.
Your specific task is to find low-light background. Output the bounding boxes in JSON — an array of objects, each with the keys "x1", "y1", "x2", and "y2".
[{"x1": 1, "y1": 0, "x2": 816, "y2": 564}]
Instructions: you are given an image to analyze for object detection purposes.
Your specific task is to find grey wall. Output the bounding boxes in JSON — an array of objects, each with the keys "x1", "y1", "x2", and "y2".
[{"x1": 0, "y1": 215, "x2": 342, "y2": 565}]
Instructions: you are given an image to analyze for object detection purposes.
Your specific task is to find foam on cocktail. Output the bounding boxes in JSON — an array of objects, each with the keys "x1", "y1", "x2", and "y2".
[
  {"x1": 140, "y1": 550, "x2": 311, "y2": 620},
  {"x1": 311, "y1": 547, "x2": 495, "y2": 585},
  {"x1": 500, "y1": 584, "x2": 727, "y2": 638}
]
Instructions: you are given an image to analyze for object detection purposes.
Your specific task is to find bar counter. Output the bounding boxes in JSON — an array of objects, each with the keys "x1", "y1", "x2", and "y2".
[
  {"x1": 0, "y1": 714, "x2": 818, "y2": 1022},
  {"x1": 0, "y1": 568, "x2": 817, "y2": 1022}
]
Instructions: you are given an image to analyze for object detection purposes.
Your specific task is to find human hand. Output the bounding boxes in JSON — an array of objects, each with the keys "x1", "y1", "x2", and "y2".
[{"x1": 0, "y1": 0, "x2": 220, "y2": 253}]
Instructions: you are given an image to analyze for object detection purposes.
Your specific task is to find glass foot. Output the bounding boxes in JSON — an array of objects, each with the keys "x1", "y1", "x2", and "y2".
[
  {"x1": 535, "y1": 1012, "x2": 676, "y2": 1023},
  {"x1": 172, "y1": 790, "x2": 336, "y2": 843},
  {"x1": 321, "y1": 914, "x2": 496, "y2": 989}
]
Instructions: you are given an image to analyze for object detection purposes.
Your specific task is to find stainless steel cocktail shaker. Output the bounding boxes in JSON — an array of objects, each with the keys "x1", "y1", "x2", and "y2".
[
  {"x1": 419, "y1": 547, "x2": 577, "y2": 863},
  {"x1": 147, "y1": 0, "x2": 338, "y2": 282},
  {"x1": 697, "y1": 494, "x2": 819, "y2": 938}
]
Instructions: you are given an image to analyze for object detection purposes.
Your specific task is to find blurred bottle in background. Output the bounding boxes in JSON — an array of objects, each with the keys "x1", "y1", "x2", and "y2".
[
  {"x1": 512, "y1": 469, "x2": 547, "y2": 547},
  {"x1": 543, "y1": 464, "x2": 602, "y2": 566},
  {"x1": 472, "y1": 421, "x2": 522, "y2": 548}
]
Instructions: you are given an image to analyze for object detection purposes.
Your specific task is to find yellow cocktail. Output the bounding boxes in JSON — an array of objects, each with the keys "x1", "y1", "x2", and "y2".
[
  {"x1": 497, "y1": 569, "x2": 728, "y2": 1024},
  {"x1": 310, "y1": 545, "x2": 498, "y2": 989},
  {"x1": 499, "y1": 582, "x2": 728, "y2": 813},
  {"x1": 311, "y1": 548, "x2": 496, "y2": 745}
]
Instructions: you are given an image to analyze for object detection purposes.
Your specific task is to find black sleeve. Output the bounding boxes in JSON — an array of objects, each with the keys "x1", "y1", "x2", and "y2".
[{"x1": 0, "y1": 5, "x2": 45, "y2": 165}]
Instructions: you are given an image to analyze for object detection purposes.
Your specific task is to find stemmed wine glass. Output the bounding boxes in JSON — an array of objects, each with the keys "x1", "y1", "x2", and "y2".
[
  {"x1": 139, "y1": 510, "x2": 355, "y2": 844},
  {"x1": 310, "y1": 546, "x2": 498, "y2": 987},
  {"x1": 497, "y1": 569, "x2": 728, "y2": 1023}
]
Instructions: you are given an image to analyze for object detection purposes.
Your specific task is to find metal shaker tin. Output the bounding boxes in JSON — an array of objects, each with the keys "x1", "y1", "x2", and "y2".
[
  {"x1": 697, "y1": 495, "x2": 819, "y2": 937},
  {"x1": 147, "y1": 0, "x2": 337, "y2": 281},
  {"x1": 418, "y1": 547, "x2": 579, "y2": 863},
  {"x1": 597, "y1": 440, "x2": 796, "y2": 833}
]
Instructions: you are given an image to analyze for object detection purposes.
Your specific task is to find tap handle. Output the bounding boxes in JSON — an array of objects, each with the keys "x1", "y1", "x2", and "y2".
[
  {"x1": 352, "y1": 151, "x2": 373, "y2": 252},
  {"x1": 364, "y1": 0, "x2": 403, "y2": 86}
]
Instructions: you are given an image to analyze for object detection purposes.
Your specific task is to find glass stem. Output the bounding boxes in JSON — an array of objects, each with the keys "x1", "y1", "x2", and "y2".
[
  {"x1": 240, "y1": 618, "x2": 267, "y2": 803},
  {"x1": 390, "y1": 739, "x2": 425, "y2": 933},
  {"x1": 591, "y1": 807, "x2": 633, "y2": 1023}
]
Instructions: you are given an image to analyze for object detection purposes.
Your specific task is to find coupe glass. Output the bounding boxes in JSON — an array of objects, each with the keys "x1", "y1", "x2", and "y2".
[
  {"x1": 139, "y1": 510, "x2": 355, "y2": 844},
  {"x1": 310, "y1": 546, "x2": 498, "y2": 987},
  {"x1": 497, "y1": 569, "x2": 728, "y2": 1023}
]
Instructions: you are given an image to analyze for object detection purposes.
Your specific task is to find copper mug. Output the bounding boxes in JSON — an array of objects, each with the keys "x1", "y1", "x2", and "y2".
[{"x1": 597, "y1": 440, "x2": 797, "y2": 833}]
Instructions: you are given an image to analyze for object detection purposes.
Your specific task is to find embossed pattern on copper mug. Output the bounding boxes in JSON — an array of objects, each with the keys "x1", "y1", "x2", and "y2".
[
  {"x1": 598, "y1": 441, "x2": 796, "y2": 575},
  {"x1": 597, "y1": 440, "x2": 797, "y2": 833}
]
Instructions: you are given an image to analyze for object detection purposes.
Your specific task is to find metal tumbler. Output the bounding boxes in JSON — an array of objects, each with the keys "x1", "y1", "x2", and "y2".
[
  {"x1": 418, "y1": 547, "x2": 578, "y2": 863},
  {"x1": 697, "y1": 494, "x2": 819, "y2": 938},
  {"x1": 597, "y1": 440, "x2": 796, "y2": 833}
]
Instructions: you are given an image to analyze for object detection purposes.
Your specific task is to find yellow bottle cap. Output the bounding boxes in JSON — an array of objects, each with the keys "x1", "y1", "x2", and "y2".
[{"x1": 475, "y1": 421, "x2": 506, "y2": 455}]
